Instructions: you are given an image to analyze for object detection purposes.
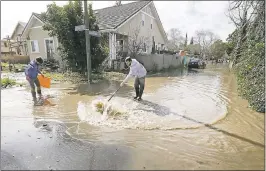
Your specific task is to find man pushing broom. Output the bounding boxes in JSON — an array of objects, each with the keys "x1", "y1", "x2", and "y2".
[{"x1": 120, "y1": 57, "x2": 147, "y2": 101}]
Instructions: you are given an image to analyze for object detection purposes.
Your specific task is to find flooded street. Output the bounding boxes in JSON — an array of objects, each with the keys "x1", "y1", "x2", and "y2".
[{"x1": 1, "y1": 65, "x2": 264, "y2": 170}]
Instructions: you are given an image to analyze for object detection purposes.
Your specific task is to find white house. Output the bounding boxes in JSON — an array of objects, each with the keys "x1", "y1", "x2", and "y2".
[{"x1": 20, "y1": 1, "x2": 168, "y2": 68}]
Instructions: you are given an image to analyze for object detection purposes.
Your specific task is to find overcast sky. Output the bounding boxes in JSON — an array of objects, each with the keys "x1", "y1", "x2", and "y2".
[{"x1": 1, "y1": 1, "x2": 236, "y2": 41}]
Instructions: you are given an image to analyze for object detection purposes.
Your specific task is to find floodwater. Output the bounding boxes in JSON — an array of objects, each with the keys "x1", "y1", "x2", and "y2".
[{"x1": 1, "y1": 65, "x2": 265, "y2": 170}]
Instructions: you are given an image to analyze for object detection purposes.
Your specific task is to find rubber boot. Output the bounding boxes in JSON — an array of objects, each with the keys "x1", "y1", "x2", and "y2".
[
  {"x1": 37, "y1": 89, "x2": 42, "y2": 101},
  {"x1": 37, "y1": 89, "x2": 44, "y2": 105},
  {"x1": 32, "y1": 91, "x2": 38, "y2": 105},
  {"x1": 134, "y1": 87, "x2": 139, "y2": 99},
  {"x1": 138, "y1": 87, "x2": 144, "y2": 101}
]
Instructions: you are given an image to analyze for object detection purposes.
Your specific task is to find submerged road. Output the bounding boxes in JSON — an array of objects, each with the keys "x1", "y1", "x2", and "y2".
[{"x1": 1, "y1": 65, "x2": 264, "y2": 170}]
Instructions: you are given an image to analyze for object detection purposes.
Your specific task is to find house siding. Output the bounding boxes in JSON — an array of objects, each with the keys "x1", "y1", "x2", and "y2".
[
  {"x1": 26, "y1": 18, "x2": 60, "y2": 62},
  {"x1": 116, "y1": 3, "x2": 166, "y2": 54},
  {"x1": 12, "y1": 25, "x2": 24, "y2": 41}
]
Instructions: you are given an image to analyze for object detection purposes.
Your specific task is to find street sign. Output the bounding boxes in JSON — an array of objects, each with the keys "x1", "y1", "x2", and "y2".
[
  {"x1": 89, "y1": 31, "x2": 101, "y2": 37},
  {"x1": 75, "y1": 25, "x2": 101, "y2": 37},
  {"x1": 75, "y1": 25, "x2": 85, "y2": 31}
]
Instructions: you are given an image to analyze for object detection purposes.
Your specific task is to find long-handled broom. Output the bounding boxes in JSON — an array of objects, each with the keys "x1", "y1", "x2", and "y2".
[
  {"x1": 107, "y1": 86, "x2": 122, "y2": 102},
  {"x1": 100, "y1": 86, "x2": 123, "y2": 115}
]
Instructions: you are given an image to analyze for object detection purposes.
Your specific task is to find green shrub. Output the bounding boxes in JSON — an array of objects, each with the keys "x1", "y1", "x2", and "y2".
[
  {"x1": 1, "y1": 78, "x2": 16, "y2": 87},
  {"x1": 235, "y1": 41, "x2": 265, "y2": 113}
]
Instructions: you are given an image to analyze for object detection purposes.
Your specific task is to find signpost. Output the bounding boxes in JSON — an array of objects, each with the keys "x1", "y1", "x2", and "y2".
[
  {"x1": 74, "y1": 1, "x2": 101, "y2": 83},
  {"x1": 89, "y1": 31, "x2": 101, "y2": 37},
  {"x1": 75, "y1": 25, "x2": 101, "y2": 37},
  {"x1": 75, "y1": 25, "x2": 85, "y2": 31}
]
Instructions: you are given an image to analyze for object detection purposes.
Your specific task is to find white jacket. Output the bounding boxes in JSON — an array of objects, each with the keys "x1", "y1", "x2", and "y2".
[{"x1": 123, "y1": 59, "x2": 147, "y2": 83}]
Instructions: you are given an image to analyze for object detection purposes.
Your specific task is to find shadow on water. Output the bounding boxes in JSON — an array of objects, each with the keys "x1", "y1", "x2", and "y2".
[
  {"x1": 135, "y1": 100, "x2": 264, "y2": 148},
  {"x1": 64, "y1": 67, "x2": 264, "y2": 148}
]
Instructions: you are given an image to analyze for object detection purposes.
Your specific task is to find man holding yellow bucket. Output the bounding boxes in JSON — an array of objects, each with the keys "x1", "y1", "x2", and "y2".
[{"x1": 25, "y1": 56, "x2": 44, "y2": 105}]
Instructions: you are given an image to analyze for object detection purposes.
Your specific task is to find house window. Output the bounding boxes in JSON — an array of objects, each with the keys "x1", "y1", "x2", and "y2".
[
  {"x1": 24, "y1": 44, "x2": 28, "y2": 55},
  {"x1": 30, "y1": 40, "x2": 39, "y2": 53},
  {"x1": 120, "y1": 40, "x2": 124, "y2": 51},
  {"x1": 116, "y1": 40, "x2": 124, "y2": 52},
  {"x1": 44, "y1": 38, "x2": 55, "y2": 59},
  {"x1": 151, "y1": 19, "x2": 153, "y2": 29},
  {"x1": 142, "y1": 13, "x2": 145, "y2": 26},
  {"x1": 4, "y1": 42, "x2": 7, "y2": 47}
]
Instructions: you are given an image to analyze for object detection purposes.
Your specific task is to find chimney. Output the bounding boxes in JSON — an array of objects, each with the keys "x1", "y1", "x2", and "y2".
[{"x1": 115, "y1": 1, "x2": 121, "y2": 6}]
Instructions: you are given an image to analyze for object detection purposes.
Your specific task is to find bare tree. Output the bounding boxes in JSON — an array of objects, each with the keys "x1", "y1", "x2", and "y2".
[
  {"x1": 167, "y1": 28, "x2": 185, "y2": 51},
  {"x1": 127, "y1": 25, "x2": 151, "y2": 58},
  {"x1": 194, "y1": 29, "x2": 219, "y2": 59},
  {"x1": 226, "y1": 1, "x2": 255, "y2": 65}
]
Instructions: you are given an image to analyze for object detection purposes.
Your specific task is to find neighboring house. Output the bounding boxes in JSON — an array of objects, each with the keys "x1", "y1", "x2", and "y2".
[
  {"x1": 95, "y1": 1, "x2": 168, "y2": 63},
  {"x1": 21, "y1": 13, "x2": 61, "y2": 66},
  {"x1": 1, "y1": 39, "x2": 16, "y2": 56},
  {"x1": 1, "y1": 21, "x2": 27, "y2": 56},
  {"x1": 10, "y1": 21, "x2": 28, "y2": 55},
  {"x1": 11, "y1": 21, "x2": 27, "y2": 41},
  {"x1": 20, "y1": 1, "x2": 168, "y2": 68}
]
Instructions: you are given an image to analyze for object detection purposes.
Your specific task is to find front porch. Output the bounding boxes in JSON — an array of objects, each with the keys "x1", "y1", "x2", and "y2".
[{"x1": 108, "y1": 32, "x2": 129, "y2": 70}]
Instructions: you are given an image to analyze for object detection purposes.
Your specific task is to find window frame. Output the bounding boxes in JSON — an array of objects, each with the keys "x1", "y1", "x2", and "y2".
[
  {"x1": 142, "y1": 13, "x2": 145, "y2": 26},
  {"x1": 30, "y1": 40, "x2": 40, "y2": 53}
]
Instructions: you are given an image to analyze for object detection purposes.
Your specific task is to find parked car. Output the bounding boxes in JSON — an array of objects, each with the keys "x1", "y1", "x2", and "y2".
[{"x1": 188, "y1": 58, "x2": 206, "y2": 69}]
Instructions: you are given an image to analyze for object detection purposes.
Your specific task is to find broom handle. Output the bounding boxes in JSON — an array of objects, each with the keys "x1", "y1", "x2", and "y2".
[{"x1": 107, "y1": 86, "x2": 122, "y2": 101}]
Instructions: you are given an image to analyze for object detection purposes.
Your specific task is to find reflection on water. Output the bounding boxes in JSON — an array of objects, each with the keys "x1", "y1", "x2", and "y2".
[{"x1": 1, "y1": 65, "x2": 264, "y2": 170}]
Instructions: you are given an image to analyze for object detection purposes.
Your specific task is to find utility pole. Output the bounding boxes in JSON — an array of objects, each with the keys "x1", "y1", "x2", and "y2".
[{"x1": 84, "y1": 0, "x2": 92, "y2": 83}]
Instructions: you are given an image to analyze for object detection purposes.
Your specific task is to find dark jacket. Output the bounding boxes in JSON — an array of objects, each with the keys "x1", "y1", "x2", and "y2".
[{"x1": 25, "y1": 60, "x2": 40, "y2": 79}]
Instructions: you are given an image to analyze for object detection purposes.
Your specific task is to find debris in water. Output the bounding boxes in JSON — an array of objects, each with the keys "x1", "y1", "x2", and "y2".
[
  {"x1": 94, "y1": 101, "x2": 104, "y2": 114},
  {"x1": 93, "y1": 100, "x2": 125, "y2": 118}
]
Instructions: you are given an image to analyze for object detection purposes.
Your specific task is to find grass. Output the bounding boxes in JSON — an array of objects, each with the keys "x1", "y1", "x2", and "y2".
[
  {"x1": 102, "y1": 71, "x2": 125, "y2": 81},
  {"x1": 1, "y1": 62, "x2": 27, "y2": 72},
  {"x1": 42, "y1": 71, "x2": 125, "y2": 83},
  {"x1": 1, "y1": 78, "x2": 17, "y2": 88},
  {"x1": 43, "y1": 72, "x2": 64, "y2": 81}
]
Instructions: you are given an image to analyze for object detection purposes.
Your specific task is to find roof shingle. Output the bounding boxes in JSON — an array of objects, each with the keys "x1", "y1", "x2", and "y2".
[
  {"x1": 18, "y1": 21, "x2": 27, "y2": 27},
  {"x1": 32, "y1": 1, "x2": 151, "y2": 30},
  {"x1": 94, "y1": 1, "x2": 151, "y2": 30}
]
